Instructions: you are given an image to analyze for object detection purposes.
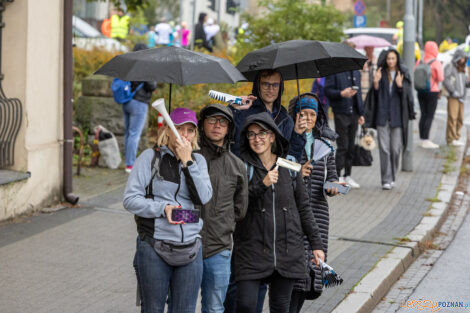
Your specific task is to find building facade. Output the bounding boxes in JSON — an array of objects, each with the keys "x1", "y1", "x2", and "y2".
[{"x1": 0, "y1": 0, "x2": 64, "y2": 220}]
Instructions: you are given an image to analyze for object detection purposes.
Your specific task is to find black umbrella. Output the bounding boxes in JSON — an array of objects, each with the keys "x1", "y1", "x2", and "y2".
[
  {"x1": 236, "y1": 40, "x2": 367, "y2": 103},
  {"x1": 95, "y1": 46, "x2": 246, "y2": 111}
]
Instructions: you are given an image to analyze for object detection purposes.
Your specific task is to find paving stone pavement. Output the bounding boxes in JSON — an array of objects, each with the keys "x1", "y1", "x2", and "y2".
[{"x1": 0, "y1": 111, "x2": 458, "y2": 313}]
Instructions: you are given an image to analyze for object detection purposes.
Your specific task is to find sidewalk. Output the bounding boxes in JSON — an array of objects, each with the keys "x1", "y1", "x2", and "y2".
[{"x1": 0, "y1": 113, "x2": 464, "y2": 313}]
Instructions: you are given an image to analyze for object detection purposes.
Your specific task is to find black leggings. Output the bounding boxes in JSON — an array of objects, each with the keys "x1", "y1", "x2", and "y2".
[
  {"x1": 418, "y1": 91, "x2": 439, "y2": 140},
  {"x1": 236, "y1": 271, "x2": 295, "y2": 313}
]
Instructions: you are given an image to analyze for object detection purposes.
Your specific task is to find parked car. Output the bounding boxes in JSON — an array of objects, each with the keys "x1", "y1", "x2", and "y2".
[{"x1": 73, "y1": 16, "x2": 128, "y2": 52}]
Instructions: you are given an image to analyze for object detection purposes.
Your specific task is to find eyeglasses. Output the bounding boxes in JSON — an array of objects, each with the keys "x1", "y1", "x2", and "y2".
[
  {"x1": 246, "y1": 130, "x2": 271, "y2": 140},
  {"x1": 260, "y1": 82, "x2": 281, "y2": 90},
  {"x1": 206, "y1": 116, "x2": 229, "y2": 127}
]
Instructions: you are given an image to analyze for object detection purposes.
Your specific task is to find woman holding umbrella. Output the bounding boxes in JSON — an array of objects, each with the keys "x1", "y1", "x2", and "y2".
[
  {"x1": 123, "y1": 108, "x2": 212, "y2": 313},
  {"x1": 365, "y1": 49, "x2": 415, "y2": 190},
  {"x1": 233, "y1": 112, "x2": 324, "y2": 313}
]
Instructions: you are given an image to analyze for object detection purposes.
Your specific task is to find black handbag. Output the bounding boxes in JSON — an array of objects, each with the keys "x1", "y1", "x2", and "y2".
[{"x1": 352, "y1": 127, "x2": 373, "y2": 166}]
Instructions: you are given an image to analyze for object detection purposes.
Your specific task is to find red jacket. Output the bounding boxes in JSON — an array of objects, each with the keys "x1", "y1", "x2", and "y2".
[{"x1": 415, "y1": 41, "x2": 444, "y2": 92}]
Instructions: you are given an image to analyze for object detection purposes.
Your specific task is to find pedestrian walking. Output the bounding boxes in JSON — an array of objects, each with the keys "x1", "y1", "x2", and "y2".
[
  {"x1": 178, "y1": 21, "x2": 191, "y2": 49},
  {"x1": 365, "y1": 49, "x2": 415, "y2": 190},
  {"x1": 194, "y1": 13, "x2": 212, "y2": 52},
  {"x1": 324, "y1": 67, "x2": 364, "y2": 189},
  {"x1": 443, "y1": 49, "x2": 470, "y2": 146},
  {"x1": 233, "y1": 112, "x2": 324, "y2": 313},
  {"x1": 122, "y1": 43, "x2": 157, "y2": 173},
  {"x1": 361, "y1": 46, "x2": 377, "y2": 102},
  {"x1": 229, "y1": 69, "x2": 307, "y2": 162},
  {"x1": 416, "y1": 41, "x2": 444, "y2": 149},
  {"x1": 110, "y1": 8, "x2": 129, "y2": 40},
  {"x1": 147, "y1": 25, "x2": 157, "y2": 48},
  {"x1": 287, "y1": 93, "x2": 343, "y2": 313},
  {"x1": 198, "y1": 103, "x2": 249, "y2": 313},
  {"x1": 155, "y1": 17, "x2": 173, "y2": 47},
  {"x1": 123, "y1": 108, "x2": 212, "y2": 313}
]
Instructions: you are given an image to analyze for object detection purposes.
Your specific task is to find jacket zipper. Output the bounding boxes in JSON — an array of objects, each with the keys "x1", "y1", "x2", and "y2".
[
  {"x1": 282, "y1": 207, "x2": 288, "y2": 253},
  {"x1": 272, "y1": 184, "x2": 277, "y2": 268}
]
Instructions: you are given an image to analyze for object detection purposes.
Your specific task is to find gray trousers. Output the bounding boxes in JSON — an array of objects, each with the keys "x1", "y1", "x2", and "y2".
[{"x1": 377, "y1": 122, "x2": 403, "y2": 185}]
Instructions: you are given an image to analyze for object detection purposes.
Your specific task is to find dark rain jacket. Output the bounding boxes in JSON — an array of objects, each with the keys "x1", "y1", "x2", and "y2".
[
  {"x1": 288, "y1": 93, "x2": 338, "y2": 294},
  {"x1": 229, "y1": 72, "x2": 305, "y2": 162},
  {"x1": 197, "y1": 103, "x2": 249, "y2": 259},
  {"x1": 131, "y1": 81, "x2": 157, "y2": 104},
  {"x1": 233, "y1": 112, "x2": 322, "y2": 282},
  {"x1": 324, "y1": 70, "x2": 364, "y2": 116},
  {"x1": 364, "y1": 49, "x2": 416, "y2": 149}
]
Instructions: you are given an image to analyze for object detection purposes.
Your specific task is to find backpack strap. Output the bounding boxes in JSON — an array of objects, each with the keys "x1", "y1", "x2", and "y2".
[
  {"x1": 428, "y1": 59, "x2": 436, "y2": 65},
  {"x1": 131, "y1": 83, "x2": 145, "y2": 97},
  {"x1": 145, "y1": 147, "x2": 161, "y2": 200}
]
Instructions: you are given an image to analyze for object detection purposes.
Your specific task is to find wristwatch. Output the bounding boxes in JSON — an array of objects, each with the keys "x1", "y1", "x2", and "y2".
[{"x1": 183, "y1": 160, "x2": 194, "y2": 168}]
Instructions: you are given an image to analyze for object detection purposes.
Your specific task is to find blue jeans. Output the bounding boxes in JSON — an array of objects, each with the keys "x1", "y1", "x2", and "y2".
[
  {"x1": 201, "y1": 250, "x2": 232, "y2": 313},
  {"x1": 122, "y1": 99, "x2": 148, "y2": 167},
  {"x1": 133, "y1": 237, "x2": 203, "y2": 313}
]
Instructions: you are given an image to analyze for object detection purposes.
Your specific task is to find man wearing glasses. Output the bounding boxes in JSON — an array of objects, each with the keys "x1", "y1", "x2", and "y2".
[
  {"x1": 197, "y1": 103, "x2": 249, "y2": 313},
  {"x1": 228, "y1": 69, "x2": 307, "y2": 162}
]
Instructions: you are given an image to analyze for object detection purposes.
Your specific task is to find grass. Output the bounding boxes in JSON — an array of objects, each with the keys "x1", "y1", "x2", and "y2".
[
  {"x1": 442, "y1": 146, "x2": 457, "y2": 174},
  {"x1": 393, "y1": 236, "x2": 412, "y2": 243}
]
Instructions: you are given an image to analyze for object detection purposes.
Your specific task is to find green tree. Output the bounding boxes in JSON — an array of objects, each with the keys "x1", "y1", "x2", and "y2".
[{"x1": 237, "y1": 0, "x2": 345, "y2": 50}]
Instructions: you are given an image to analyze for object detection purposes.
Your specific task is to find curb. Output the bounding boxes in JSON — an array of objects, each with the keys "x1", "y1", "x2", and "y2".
[{"x1": 331, "y1": 130, "x2": 468, "y2": 313}]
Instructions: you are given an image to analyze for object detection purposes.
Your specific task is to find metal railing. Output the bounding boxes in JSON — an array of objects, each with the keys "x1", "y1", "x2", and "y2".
[{"x1": 0, "y1": 0, "x2": 22, "y2": 169}]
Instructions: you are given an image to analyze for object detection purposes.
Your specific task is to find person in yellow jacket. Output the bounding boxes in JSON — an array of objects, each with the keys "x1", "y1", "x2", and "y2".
[
  {"x1": 110, "y1": 9, "x2": 129, "y2": 40},
  {"x1": 397, "y1": 40, "x2": 421, "y2": 61},
  {"x1": 439, "y1": 37, "x2": 458, "y2": 53}
]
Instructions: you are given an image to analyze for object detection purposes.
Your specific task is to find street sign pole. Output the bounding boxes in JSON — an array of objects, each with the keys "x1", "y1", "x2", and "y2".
[{"x1": 402, "y1": 0, "x2": 416, "y2": 172}]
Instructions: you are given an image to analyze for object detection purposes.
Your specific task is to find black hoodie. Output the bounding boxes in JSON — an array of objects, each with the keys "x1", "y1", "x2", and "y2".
[
  {"x1": 229, "y1": 72, "x2": 305, "y2": 161},
  {"x1": 233, "y1": 112, "x2": 322, "y2": 282}
]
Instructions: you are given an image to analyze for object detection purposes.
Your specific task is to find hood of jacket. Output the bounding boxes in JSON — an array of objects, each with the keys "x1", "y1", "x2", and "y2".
[
  {"x1": 424, "y1": 41, "x2": 439, "y2": 61},
  {"x1": 287, "y1": 92, "x2": 338, "y2": 141},
  {"x1": 240, "y1": 112, "x2": 289, "y2": 166},
  {"x1": 198, "y1": 103, "x2": 234, "y2": 159},
  {"x1": 378, "y1": 48, "x2": 411, "y2": 82},
  {"x1": 451, "y1": 49, "x2": 467, "y2": 66},
  {"x1": 251, "y1": 71, "x2": 285, "y2": 117}
]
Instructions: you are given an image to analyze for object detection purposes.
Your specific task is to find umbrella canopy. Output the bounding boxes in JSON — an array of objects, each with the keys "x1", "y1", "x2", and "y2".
[
  {"x1": 346, "y1": 35, "x2": 391, "y2": 49},
  {"x1": 236, "y1": 40, "x2": 367, "y2": 82},
  {"x1": 95, "y1": 46, "x2": 246, "y2": 85}
]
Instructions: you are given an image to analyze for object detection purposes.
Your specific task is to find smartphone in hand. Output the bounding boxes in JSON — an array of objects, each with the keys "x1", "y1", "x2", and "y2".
[
  {"x1": 323, "y1": 181, "x2": 350, "y2": 195},
  {"x1": 171, "y1": 209, "x2": 200, "y2": 223},
  {"x1": 351, "y1": 86, "x2": 359, "y2": 91}
]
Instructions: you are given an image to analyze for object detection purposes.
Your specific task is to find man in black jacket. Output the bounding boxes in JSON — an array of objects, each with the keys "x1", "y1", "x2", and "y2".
[
  {"x1": 198, "y1": 103, "x2": 248, "y2": 313},
  {"x1": 324, "y1": 70, "x2": 365, "y2": 189}
]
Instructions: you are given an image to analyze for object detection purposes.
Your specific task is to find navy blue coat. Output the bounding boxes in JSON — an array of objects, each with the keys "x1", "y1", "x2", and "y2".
[
  {"x1": 324, "y1": 71, "x2": 364, "y2": 116},
  {"x1": 229, "y1": 72, "x2": 305, "y2": 161}
]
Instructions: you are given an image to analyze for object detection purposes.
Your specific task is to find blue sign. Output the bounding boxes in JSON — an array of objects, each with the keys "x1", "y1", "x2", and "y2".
[
  {"x1": 354, "y1": 0, "x2": 366, "y2": 16},
  {"x1": 354, "y1": 15, "x2": 367, "y2": 28}
]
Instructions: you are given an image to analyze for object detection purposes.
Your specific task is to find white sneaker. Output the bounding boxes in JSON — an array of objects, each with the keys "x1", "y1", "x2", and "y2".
[
  {"x1": 421, "y1": 140, "x2": 439, "y2": 149},
  {"x1": 338, "y1": 176, "x2": 345, "y2": 184},
  {"x1": 451, "y1": 140, "x2": 464, "y2": 147},
  {"x1": 382, "y1": 183, "x2": 392, "y2": 190},
  {"x1": 345, "y1": 176, "x2": 360, "y2": 189},
  {"x1": 391, "y1": 181, "x2": 395, "y2": 188}
]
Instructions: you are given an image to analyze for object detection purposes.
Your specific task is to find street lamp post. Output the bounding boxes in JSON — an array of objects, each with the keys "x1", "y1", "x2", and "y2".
[{"x1": 402, "y1": 0, "x2": 416, "y2": 172}]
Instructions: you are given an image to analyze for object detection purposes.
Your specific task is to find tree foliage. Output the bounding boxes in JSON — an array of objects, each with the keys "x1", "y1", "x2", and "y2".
[{"x1": 238, "y1": 0, "x2": 346, "y2": 50}]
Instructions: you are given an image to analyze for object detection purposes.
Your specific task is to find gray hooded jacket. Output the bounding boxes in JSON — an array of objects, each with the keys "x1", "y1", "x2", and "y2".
[{"x1": 443, "y1": 49, "x2": 470, "y2": 102}]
